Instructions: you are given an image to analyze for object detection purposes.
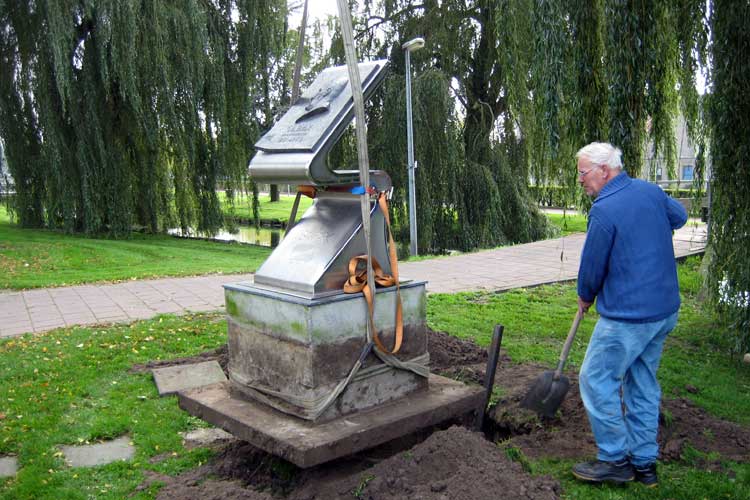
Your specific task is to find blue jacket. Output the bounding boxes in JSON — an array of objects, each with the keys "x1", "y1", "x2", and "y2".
[{"x1": 577, "y1": 172, "x2": 688, "y2": 322}]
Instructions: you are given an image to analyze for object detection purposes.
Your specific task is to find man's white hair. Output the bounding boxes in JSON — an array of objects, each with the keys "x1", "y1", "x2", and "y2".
[{"x1": 576, "y1": 142, "x2": 623, "y2": 170}]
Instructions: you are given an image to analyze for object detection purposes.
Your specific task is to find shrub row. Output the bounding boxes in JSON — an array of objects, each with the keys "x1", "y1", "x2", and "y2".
[{"x1": 528, "y1": 185, "x2": 705, "y2": 208}]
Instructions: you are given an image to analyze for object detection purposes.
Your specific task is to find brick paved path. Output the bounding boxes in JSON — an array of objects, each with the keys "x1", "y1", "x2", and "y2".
[{"x1": 0, "y1": 223, "x2": 707, "y2": 338}]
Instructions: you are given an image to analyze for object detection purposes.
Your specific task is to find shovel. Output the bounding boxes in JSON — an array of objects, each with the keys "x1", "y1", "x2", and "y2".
[{"x1": 520, "y1": 309, "x2": 584, "y2": 418}]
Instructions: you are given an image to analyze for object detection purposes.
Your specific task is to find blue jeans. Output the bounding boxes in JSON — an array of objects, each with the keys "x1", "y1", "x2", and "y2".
[{"x1": 579, "y1": 311, "x2": 678, "y2": 467}]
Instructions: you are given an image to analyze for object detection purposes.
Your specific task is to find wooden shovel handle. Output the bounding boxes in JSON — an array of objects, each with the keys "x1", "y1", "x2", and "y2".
[{"x1": 553, "y1": 309, "x2": 584, "y2": 380}]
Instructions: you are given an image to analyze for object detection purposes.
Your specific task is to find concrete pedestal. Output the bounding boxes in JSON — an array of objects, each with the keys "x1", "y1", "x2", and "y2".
[
  {"x1": 178, "y1": 375, "x2": 483, "y2": 468},
  {"x1": 224, "y1": 280, "x2": 429, "y2": 421}
]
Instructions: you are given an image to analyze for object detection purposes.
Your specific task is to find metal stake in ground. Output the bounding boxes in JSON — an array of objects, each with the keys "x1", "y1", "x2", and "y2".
[
  {"x1": 521, "y1": 309, "x2": 584, "y2": 418},
  {"x1": 477, "y1": 324, "x2": 504, "y2": 431}
]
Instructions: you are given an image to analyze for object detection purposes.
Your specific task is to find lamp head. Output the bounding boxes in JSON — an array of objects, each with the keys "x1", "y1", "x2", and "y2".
[{"x1": 402, "y1": 37, "x2": 425, "y2": 52}]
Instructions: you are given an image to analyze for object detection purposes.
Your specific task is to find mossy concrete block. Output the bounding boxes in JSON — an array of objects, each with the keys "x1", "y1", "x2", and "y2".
[{"x1": 224, "y1": 280, "x2": 429, "y2": 421}]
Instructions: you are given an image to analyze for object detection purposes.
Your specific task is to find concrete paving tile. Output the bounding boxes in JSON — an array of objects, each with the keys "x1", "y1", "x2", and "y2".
[
  {"x1": 124, "y1": 313, "x2": 155, "y2": 321},
  {"x1": 146, "y1": 292, "x2": 170, "y2": 300},
  {"x1": 0, "y1": 456, "x2": 18, "y2": 478},
  {"x1": 172, "y1": 299, "x2": 210, "y2": 310},
  {"x1": 152, "y1": 361, "x2": 228, "y2": 396},
  {"x1": 28, "y1": 311, "x2": 63, "y2": 321},
  {"x1": 1, "y1": 326, "x2": 34, "y2": 337},
  {"x1": 94, "y1": 313, "x2": 129, "y2": 321},
  {"x1": 25, "y1": 304, "x2": 56, "y2": 313},
  {"x1": 60, "y1": 436, "x2": 135, "y2": 467},
  {"x1": 63, "y1": 316, "x2": 97, "y2": 326},
  {"x1": 145, "y1": 300, "x2": 179, "y2": 308},
  {"x1": 0, "y1": 310, "x2": 25, "y2": 319},
  {"x1": 148, "y1": 304, "x2": 182, "y2": 313},
  {"x1": 56, "y1": 307, "x2": 92, "y2": 316},
  {"x1": 83, "y1": 297, "x2": 117, "y2": 305},
  {"x1": 22, "y1": 296, "x2": 55, "y2": 304},
  {"x1": 0, "y1": 312, "x2": 28, "y2": 322},
  {"x1": 31, "y1": 319, "x2": 66, "y2": 328},
  {"x1": 0, "y1": 297, "x2": 24, "y2": 308},
  {"x1": 76, "y1": 292, "x2": 110, "y2": 301},
  {"x1": 27, "y1": 302, "x2": 60, "y2": 311},
  {"x1": 26, "y1": 304, "x2": 59, "y2": 312},
  {"x1": 89, "y1": 304, "x2": 124, "y2": 313},
  {"x1": 0, "y1": 316, "x2": 31, "y2": 328},
  {"x1": 53, "y1": 297, "x2": 87, "y2": 304},
  {"x1": 31, "y1": 316, "x2": 65, "y2": 328},
  {"x1": 2, "y1": 313, "x2": 33, "y2": 324}
]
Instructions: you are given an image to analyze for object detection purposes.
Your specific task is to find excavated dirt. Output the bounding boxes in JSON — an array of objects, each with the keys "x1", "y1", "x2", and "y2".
[
  {"x1": 146, "y1": 427, "x2": 561, "y2": 500},
  {"x1": 138, "y1": 329, "x2": 750, "y2": 499},
  {"x1": 482, "y1": 354, "x2": 750, "y2": 465}
]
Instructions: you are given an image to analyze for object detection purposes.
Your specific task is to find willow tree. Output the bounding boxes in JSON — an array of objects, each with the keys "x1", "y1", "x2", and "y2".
[
  {"x1": 332, "y1": 0, "x2": 707, "y2": 253},
  {"x1": 0, "y1": 0, "x2": 285, "y2": 235},
  {"x1": 341, "y1": 0, "x2": 555, "y2": 252},
  {"x1": 707, "y1": 0, "x2": 750, "y2": 354}
]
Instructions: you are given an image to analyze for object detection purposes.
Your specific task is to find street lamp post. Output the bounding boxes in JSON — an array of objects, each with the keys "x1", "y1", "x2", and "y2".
[{"x1": 402, "y1": 37, "x2": 424, "y2": 257}]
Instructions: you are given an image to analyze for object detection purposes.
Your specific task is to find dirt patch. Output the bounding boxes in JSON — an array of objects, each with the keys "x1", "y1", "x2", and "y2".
[
  {"x1": 136, "y1": 328, "x2": 749, "y2": 499},
  {"x1": 479, "y1": 353, "x2": 750, "y2": 466},
  {"x1": 149, "y1": 427, "x2": 560, "y2": 500},
  {"x1": 658, "y1": 397, "x2": 750, "y2": 463}
]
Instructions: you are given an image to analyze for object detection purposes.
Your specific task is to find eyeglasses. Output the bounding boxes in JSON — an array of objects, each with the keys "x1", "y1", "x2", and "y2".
[{"x1": 578, "y1": 165, "x2": 600, "y2": 178}]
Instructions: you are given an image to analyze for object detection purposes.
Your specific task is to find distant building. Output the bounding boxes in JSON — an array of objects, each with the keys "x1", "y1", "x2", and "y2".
[{"x1": 643, "y1": 114, "x2": 708, "y2": 190}]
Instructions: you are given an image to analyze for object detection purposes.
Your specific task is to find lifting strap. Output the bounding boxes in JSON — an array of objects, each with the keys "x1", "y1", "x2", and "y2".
[{"x1": 343, "y1": 192, "x2": 403, "y2": 354}]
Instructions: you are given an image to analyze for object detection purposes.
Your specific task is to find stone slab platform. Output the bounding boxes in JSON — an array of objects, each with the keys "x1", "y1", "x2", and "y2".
[{"x1": 178, "y1": 374, "x2": 483, "y2": 468}]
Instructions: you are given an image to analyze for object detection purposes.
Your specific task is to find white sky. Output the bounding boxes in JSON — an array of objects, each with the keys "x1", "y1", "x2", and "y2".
[{"x1": 288, "y1": 0, "x2": 340, "y2": 27}]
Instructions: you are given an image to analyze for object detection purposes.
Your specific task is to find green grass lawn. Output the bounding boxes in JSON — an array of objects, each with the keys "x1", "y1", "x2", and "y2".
[
  {"x1": 0, "y1": 313, "x2": 226, "y2": 500},
  {"x1": 0, "y1": 257, "x2": 746, "y2": 499},
  {"x1": 545, "y1": 212, "x2": 588, "y2": 235},
  {"x1": 0, "y1": 206, "x2": 271, "y2": 290},
  {"x1": 224, "y1": 191, "x2": 588, "y2": 235},
  {"x1": 220, "y1": 191, "x2": 313, "y2": 223}
]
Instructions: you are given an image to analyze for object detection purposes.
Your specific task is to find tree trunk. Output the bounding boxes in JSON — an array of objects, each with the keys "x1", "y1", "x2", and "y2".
[{"x1": 462, "y1": 0, "x2": 503, "y2": 167}]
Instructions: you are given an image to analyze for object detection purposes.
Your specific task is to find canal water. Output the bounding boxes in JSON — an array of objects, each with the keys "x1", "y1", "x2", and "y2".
[{"x1": 169, "y1": 225, "x2": 284, "y2": 247}]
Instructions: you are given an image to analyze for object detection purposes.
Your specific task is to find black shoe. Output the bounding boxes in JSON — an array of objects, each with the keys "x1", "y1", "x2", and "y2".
[
  {"x1": 633, "y1": 463, "x2": 658, "y2": 487},
  {"x1": 572, "y1": 459, "x2": 635, "y2": 484}
]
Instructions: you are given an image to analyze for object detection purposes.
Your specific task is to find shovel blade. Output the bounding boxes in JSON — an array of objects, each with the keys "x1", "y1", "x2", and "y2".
[{"x1": 520, "y1": 370, "x2": 570, "y2": 418}]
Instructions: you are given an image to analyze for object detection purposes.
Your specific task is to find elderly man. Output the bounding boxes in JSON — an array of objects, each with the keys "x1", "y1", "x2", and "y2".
[{"x1": 572, "y1": 142, "x2": 687, "y2": 487}]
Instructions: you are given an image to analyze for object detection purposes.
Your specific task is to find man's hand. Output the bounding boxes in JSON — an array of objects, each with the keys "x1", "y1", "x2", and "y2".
[{"x1": 578, "y1": 296, "x2": 593, "y2": 313}]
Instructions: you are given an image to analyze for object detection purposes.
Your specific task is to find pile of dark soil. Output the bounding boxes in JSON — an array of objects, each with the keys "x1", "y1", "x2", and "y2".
[
  {"x1": 136, "y1": 328, "x2": 750, "y2": 499},
  {"x1": 147, "y1": 426, "x2": 560, "y2": 500}
]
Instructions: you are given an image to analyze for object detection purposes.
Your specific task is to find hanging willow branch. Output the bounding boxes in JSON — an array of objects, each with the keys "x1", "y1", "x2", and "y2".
[
  {"x1": 0, "y1": 0, "x2": 286, "y2": 236},
  {"x1": 707, "y1": 0, "x2": 750, "y2": 354}
]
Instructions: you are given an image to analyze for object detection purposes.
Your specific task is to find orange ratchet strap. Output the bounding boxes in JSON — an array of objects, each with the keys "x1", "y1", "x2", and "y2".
[
  {"x1": 297, "y1": 185, "x2": 317, "y2": 198},
  {"x1": 343, "y1": 192, "x2": 403, "y2": 354}
]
